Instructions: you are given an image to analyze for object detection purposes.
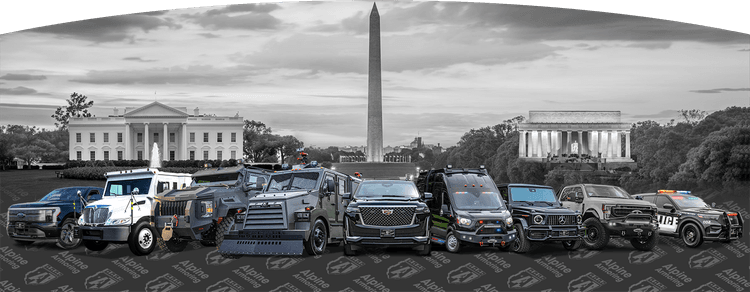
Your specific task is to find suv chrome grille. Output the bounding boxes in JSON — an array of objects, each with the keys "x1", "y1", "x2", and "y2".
[
  {"x1": 243, "y1": 202, "x2": 287, "y2": 230},
  {"x1": 546, "y1": 215, "x2": 577, "y2": 225},
  {"x1": 612, "y1": 206, "x2": 654, "y2": 217},
  {"x1": 84, "y1": 207, "x2": 109, "y2": 224},
  {"x1": 360, "y1": 207, "x2": 415, "y2": 226},
  {"x1": 161, "y1": 201, "x2": 188, "y2": 216}
]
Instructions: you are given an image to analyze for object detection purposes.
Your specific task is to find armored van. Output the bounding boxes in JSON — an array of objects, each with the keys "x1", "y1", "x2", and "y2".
[
  {"x1": 342, "y1": 180, "x2": 432, "y2": 256},
  {"x1": 416, "y1": 165, "x2": 516, "y2": 253},
  {"x1": 497, "y1": 183, "x2": 584, "y2": 253},
  {"x1": 219, "y1": 163, "x2": 361, "y2": 256},
  {"x1": 7, "y1": 186, "x2": 103, "y2": 249},
  {"x1": 77, "y1": 169, "x2": 192, "y2": 255},
  {"x1": 152, "y1": 166, "x2": 271, "y2": 252}
]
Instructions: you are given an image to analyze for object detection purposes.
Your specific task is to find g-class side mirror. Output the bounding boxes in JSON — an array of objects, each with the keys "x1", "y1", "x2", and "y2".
[
  {"x1": 423, "y1": 192, "x2": 433, "y2": 201},
  {"x1": 440, "y1": 205, "x2": 451, "y2": 217},
  {"x1": 342, "y1": 192, "x2": 352, "y2": 200}
]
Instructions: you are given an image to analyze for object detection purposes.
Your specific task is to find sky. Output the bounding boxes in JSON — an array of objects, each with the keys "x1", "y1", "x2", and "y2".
[{"x1": 0, "y1": 1, "x2": 748, "y2": 148}]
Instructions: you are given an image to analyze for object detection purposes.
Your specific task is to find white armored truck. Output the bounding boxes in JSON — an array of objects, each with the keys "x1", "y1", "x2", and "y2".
[{"x1": 76, "y1": 168, "x2": 192, "y2": 255}]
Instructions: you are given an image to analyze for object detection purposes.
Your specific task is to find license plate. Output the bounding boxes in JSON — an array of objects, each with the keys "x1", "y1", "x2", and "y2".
[
  {"x1": 16, "y1": 222, "x2": 26, "y2": 229},
  {"x1": 380, "y1": 229, "x2": 395, "y2": 237}
]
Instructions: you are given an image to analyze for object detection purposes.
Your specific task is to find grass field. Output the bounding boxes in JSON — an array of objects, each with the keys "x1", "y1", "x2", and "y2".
[{"x1": 0, "y1": 169, "x2": 103, "y2": 211}]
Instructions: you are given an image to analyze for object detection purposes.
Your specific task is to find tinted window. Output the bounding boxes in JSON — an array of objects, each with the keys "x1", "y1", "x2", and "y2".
[
  {"x1": 40, "y1": 188, "x2": 79, "y2": 201},
  {"x1": 354, "y1": 181, "x2": 419, "y2": 199},
  {"x1": 451, "y1": 191, "x2": 505, "y2": 210},
  {"x1": 671, "y1": 195, "x2": 709, "y2": 208},
  {"x1": 193, "y1": 173, "x2": 240, "y2": 185},
  {"x1": 105, "y1": 178, "x2": 152, "y2": 196},
  {"x1": 267, "y1": 172, "x2": 320, "y2": 191}
]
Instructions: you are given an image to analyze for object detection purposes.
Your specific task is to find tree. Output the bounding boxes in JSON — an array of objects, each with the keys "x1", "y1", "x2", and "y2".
[
  {"x1": 678, "y1": 109, "x2": 708, "y2": 126},
  {"x1": 670, "y1": 125, "x2": 750, "y2": 188},
  {"x1": 243, "y1": 120, "x2": 273, "y2": 162},
  {"x1": 51, "y1": 92, "x2": 94, "y2": 130}
]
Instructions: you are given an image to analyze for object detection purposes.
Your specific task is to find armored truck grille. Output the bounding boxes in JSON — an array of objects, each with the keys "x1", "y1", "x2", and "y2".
[
  {"x1": 84, "y1": 207, "x2": 109, "y2": 224},
  {"x1": 161, "y1": 201, "x2": 188, "y2": 216},
  {"x1": 243, "y1": 203, "x2": 287, "y2": 230},
  {"x1": 546, "y1": 215, "x2": 577, "y2": 225},
  {"x1": 612, "y1": 206, "x2": 654, "y2": 217},
  {"x1": 360, "y1": 207, "x2": 415, "y2": 226}
]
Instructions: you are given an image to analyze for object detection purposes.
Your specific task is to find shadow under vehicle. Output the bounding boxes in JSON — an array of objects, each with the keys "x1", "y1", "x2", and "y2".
[
  {"x1": 152, "y1": 165, "x2": 271, "y2": 252},
  {"x1": 558, "y1": 184, "x2": 659, "y2": 251},
  {"x1": 342, "y1": 180, "x2": 432, "y2": 256},
  {"x1": 498, "y1": 183, "x2": 584, "y2": 253},
  {"x1": 218, "y1": 162, "x2": 362, "y2": 256},
  {"x1": 7, "y1": 187, "x2": 104, "y2": 249},
  {"x1": 416, "y1": 165, "x2": 516, "y2": 253},
  {"x1": 636, "y1": 190, "x2": 743, "y2": 248}
]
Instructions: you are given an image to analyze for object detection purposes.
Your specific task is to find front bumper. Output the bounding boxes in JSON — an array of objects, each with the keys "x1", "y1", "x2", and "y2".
[
  {"x1": 452, "y1": 229, "x2": 517, "y2": 247},
  {"x1": 78, "y1": 225, "x2": 130, "y2": 242},
  {"x1": 705, "y1": 224, "x2": 743, "y2": 241},
  {"x1": 7, "y1": 221, "x2": 60, "y2": 241},
  {"x1": 152, "y1": 215, "x2": 212, "y2": 241},
  {"x1": 602, "y1": 218, "x2": 658, "y2": 239},
  {"x1": 218, "y1": 229, "x2": 307, "y2": 256},
  {"x1": 346, "y1": 220, "x2": 429, "y2": 247},
  {"x1": 525, "y1": 225, "x2": 585, "y2": 241}
]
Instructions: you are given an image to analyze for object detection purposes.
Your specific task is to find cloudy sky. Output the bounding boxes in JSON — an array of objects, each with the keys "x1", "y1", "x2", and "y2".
[{"x1": 0, "y1": 1, "x2": 748, "y2": 148}]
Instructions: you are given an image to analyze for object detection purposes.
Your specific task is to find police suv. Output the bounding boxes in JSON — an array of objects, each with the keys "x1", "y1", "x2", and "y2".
[{"x1": 637, "y1": 190, "x2": 744, "y2": 248}]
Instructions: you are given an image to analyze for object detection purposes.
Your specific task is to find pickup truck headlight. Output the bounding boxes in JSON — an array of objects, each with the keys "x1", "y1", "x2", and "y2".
[
  {"x1": 201, "y1": 201, "x2": 214, "y2": 218},
  {"x1": 505, "y1": 217, "x2": 513, "y2": 225},
  {"x1": 457, "y1": 217, "x2": 472, "y2": 227},
  {"x1": 415, "y1": 205, "x2": 429, "y2": 213},
  {"x1": 105, "y1": 218, "x2": 131, "y2": 225},
  {"x1": 295, "y1": 212, "x2": 311, "y2": 221},
  {"x1": 533, "y1": 215, "x2": 544, "y2": 224},
  {"x1": 44, "y1": 209, "x2": 55, "y2": 222}
]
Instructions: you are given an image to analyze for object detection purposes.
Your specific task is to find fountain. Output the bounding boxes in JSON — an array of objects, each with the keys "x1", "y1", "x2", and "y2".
[{"x1": 150, "y1": 142, "x2": 161, "y2": 168}]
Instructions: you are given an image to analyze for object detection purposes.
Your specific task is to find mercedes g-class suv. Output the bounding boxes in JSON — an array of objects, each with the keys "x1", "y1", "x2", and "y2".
[
  {"x1": 636, "y1": 190, "x2": 743, "y2": 248},
  {"x1": 7, "y1": 187, "x2": 103, "y2": 249},
  {"x1": 416, "y1": 165, "x2": 516, "y2": 253},
  {"x1": 218, "y1": 162, "x2": 361, "y2": 256},
  {"x1": 152, "y1": 165, "x2": 270, "y2": 252},
  {"x1": 342, "y1": 180, "x2": 432, "y2": 256},
  {"x1": 498, "y1": 183, "x2": 584, "y2": 253},
  {"x1": 558, "y1": 184, "x2": 659, "y2": 251}
]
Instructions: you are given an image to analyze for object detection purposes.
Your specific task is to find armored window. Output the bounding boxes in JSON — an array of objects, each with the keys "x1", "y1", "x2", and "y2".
[
  {"x1": 137, "y1": 133, "x2": 143, "y2": 143},
  {"x1": 217, "y1": 133, "x2": 223, "y2": 143},
  {"x1": 203, "y1": 133, "x2": 209, "y2": 143},
  {"x1": 190, "y1": 132, "x2": 195, "y2": 143},
  {"x1": 190, "y1": 151, "x2": 195, "y2": 160},
  {"x1": 90, "y1": 151, "x2": 96, "y2": 160},
  {"x1": 76, "y1": 133, "x2": 81, "y2": 143},
  {"x1": 76, "y1": 151, "x2": 82, "y2": 160},
  {"x1": 231, "y1": 132, "x2": 237, "y2": 143},
  {"x1": 103, "y1": 133, "x2": 109, "y2": 143},
  {"x1": 170, "y1": 151, "x2": 175, "y2": 161},
  {"x1": 117, "y1": 133, "x2": 123, "y2": 142},
  {"x1": 104, "y1": 151, "x2": 109, "y2": 161},
  {"x1": 117, "y1": 151, "x2": 123, "y2": 160},
  {"x1": 90, "y1": 133, "x2": 95, "y2": 143},
  {"x1": 655, "y1": 196, "x2": 672, "y2": 209},
  {"x1": 203, "y1": 151, "x2": 209, "y2": 160},
  {"x1": 217, "y1": 150, "x2": 222, "y2": 161},
  {"x1": 169, "y1": 133, "x2": 175, "y2": 143},
  {"x1": 338, "y1": 177, "x2": 346, "y2": 195}
]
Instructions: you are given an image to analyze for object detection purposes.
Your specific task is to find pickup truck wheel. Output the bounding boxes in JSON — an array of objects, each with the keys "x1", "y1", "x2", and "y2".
[
  {"x1": 128, "y1": 221, "x2": 157, "y2": 256},
  {"x1": 631, "y1": 232, "x2": 659, "y2": 251},
  {"x1": 582, "y1": 218, "x2": 609, "y2": 250},
  {"x1": 344, "y1": 242, "x2": 356, "y2": 256},
  {"x1": 680, "y1": 223, "x2": 704, "y2": 248},
  {"x1": 445, "y1": 231, "x2": 461, "y2": 253},
  {"x1": 305, "y1": 219, "x2": 327, "y2": 255},
  {"x1": 57, "y1": 218, "x2": 82, "y2": 249},
  {"x1": 417, "y1": 242, "x2": 432, "y2": 256},
  {"x1": 562, "y1": 240, "x2": 582, "y2": 251},
  {"x1": 511, "y1": 223, "x2": 531, "y2": 253},
  {"x1": 83, "y1": 240, "x2": 108, "y2": 251},
  {"x1": 165, "y1": 239, "x2": 188, "y2": 252},
  {"x1": 215, "y1": 215, "x2": 235, "y2": 251}
]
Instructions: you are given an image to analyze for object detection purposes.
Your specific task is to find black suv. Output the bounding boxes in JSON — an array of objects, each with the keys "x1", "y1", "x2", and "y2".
[
  {"x1": 637, "y1": 190, "x2": 744, "y2": 248},
  {"x1": 342, "y1": 180, "x2": 432, "y2": 256},
  {"x1": 416, "y1": 166, "x2": 516, "y2": 253},
  {"x1": 498, "y1": 183, "x2": 584, "y2": 253}
]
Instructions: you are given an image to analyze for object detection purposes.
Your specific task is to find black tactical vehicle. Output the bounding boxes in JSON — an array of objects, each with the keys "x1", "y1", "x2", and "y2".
[
  {"x1": 498, "y1": 183, "x2": 584, "y2": 253},
  {"x1": 218, "y1": 162, "x2": 362, "y2": 256},
  {"x1": 152, "y1": 165, "x2": 270, "y2": 252},
  {"x1": 558, "y1": 184, "x2": 659, "y2": 251},
  {"x1": 637, "y1": 190, "x2": 743, "y2": 248},
  {"x1": 342, "y1": 180, "x2": 432, "y2": 256},
  {"x1": 416, "y1": 165, "x2": 516, "y2": 253}
]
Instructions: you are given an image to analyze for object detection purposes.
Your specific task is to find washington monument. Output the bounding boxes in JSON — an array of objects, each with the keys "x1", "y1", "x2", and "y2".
[{"x1": 367, "y1": 3, "x2": 384, "y2": 163}]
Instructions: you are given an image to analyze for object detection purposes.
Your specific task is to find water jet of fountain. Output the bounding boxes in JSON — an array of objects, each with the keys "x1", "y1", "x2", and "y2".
[{"x1": 150, "y1": 142, "x2": 161, "y2": 168}]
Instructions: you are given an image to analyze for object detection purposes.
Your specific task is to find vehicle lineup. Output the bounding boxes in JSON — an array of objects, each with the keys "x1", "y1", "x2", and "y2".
[
  {"x1": 5, "y1": 162, "x2": 745, "y2": 259},
  {"x1": 636, "y1": 190, "x2": 744, "y2": 248}
]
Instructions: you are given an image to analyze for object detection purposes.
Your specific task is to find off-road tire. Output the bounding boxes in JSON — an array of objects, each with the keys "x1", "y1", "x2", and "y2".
[
  {"x1": 56, "y1": 218, "x2": 82, "y2": 249},
  {"x1": 582, "y1": 218, "x2": 609, "y2": 250},
  {"x1": 417, "y1": 242, "x2": 432, "y2": 256},
  {"x1": 562, "y1": 240, "x2": 582, "y2": 251},
  {"x1": 215, "y1": 215, "x2": 235, "y2": 250},
  {"x1": 445, "y1": 231, "x2": 461, "y2": 253},
  {"x1": 128, "y1": 221, "x2": 157, "y2": 256},
  {"x1": 344, "y1": 242, "x2": 356, "y2": 256},
  {"x1": 304, "y1": 219, "x2": 328, "y2": 256},
  {"x1": 156, "y1": 236, "x2": 167, "y2": 251},
  {"x1": 511, "y1": 223, "x2": 531, "y2": 253},
  {"x1": 164, "y1": 239, "x2": 189, "y2": 252},
  {"x1": 631, "y1": 232, "x2": 659, "y2": 251},
  {"x1": 680, "y1": 222, "x2": 704, "y2": 248},
  {"x1": 83, "y1": 240, "x2": 109, "y2": 251}
]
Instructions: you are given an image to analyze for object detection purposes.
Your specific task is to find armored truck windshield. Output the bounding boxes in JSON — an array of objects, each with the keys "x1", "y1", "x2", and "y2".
[
  {"x1": 194, "y1": 172, "x2": 239, "y2": 184},
  {"x1": 509, "y1": 186, "x2": 558, "y2": 204},
  {"x1": 354, "y1": 181, "x2": 419, "y2": 199},
  {"x1": 105, "y1": 178, "x2": 152, "y2": 196},
  {"x1": 267, "y1": 172, "x2": 319, "y2": 191},
  {"x1": 586, "y1": 185, "x2": 631, "y2": 198}
]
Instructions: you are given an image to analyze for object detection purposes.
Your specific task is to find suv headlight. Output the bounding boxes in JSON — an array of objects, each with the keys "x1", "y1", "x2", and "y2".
[
  {"x1": 415, "y1": 205, "x2": 429, "y2": 213},
  {"x1": 105, "y1": 218, "x2": 131, "y2": 225},
  {"x1": 458, "y1": 217, "x2": 472, "y2": 227},
  {"x1": 533, "y1": 215, "x2": 544, "y2": 224},
  {"x1": 201, "y1": 201, "x2": 214, "y2": 218},
  {"x1": 577, "y1": 215, "x2": 582, "y2": 224}
]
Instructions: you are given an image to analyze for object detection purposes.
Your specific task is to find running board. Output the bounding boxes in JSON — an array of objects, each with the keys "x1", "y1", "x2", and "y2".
[{"x1": 219, "y1": 239, "x2": 303, "y2": 255}]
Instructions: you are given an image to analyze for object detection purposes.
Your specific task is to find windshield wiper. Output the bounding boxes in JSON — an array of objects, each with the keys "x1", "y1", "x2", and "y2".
[{"x1": 532, "y1": 201, "x2": 554, "y2": 206}]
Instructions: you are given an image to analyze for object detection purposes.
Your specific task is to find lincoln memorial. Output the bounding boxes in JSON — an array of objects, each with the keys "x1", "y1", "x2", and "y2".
[{"x1": 518, "y1": 111, "x2": 634, "y2": 162}]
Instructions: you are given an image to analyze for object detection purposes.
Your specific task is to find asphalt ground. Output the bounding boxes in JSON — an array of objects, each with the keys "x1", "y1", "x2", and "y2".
[{"x1": 1, "y1": 169, "x2": 748, "y2": 292}]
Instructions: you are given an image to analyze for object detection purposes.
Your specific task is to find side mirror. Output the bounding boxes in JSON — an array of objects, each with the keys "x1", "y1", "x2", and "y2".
[
  {"x1": 663, "y1": 203, "x2": 675, "y2": 212},
  {"x1": 711, "y1": 202, "x2": 716, "y2": 208},
  {"x1": 440, "y1": 205, "x2": 451, "y2": 217},
  {"x1": 326, "y1": 178, "x2": 336, "y2": 193},
  {"x1": 342, "y1": 193, "x2": 352, "y2": 200},
  {"x1": 131, "y1": 188, "x2": 140, "y2": 196},
  {"x1": 423, "y1": 192, "x2": 433, "y2": 200}
]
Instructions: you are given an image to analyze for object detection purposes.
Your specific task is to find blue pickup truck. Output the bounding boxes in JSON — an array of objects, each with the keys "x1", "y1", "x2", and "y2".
[{"x1": 6, "y1": 187, "x2": 104, "y2": 249}]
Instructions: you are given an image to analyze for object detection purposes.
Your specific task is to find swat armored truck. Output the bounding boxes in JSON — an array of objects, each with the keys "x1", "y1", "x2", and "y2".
[
  {"x1": 219, "y1": 162, "x2": 362, "y2": 256},
  {"x1": 498, "y1": 183, "x2": 584, "y2": 253},
  {"x1": 342, "y1": 180, "x2": 432, "y2": 256},
  {"x1": 636, "y1": 190, "x2": 743, "y2": 248},
  {"x1": 558, "y1": 184, "x2": 659, "y2": 251},
  {"x1": 152, "y1": 165, "x2": 270, "y2": 252},
  {"x1": 416, "y1": 165, "x2": 516, "y2": 253},
  {"x1": 77, "y1": 169, "x2": 192, "y2": 255}
]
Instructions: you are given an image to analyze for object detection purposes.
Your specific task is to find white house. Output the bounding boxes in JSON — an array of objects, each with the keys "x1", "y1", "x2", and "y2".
[{"x1": 68, "y1": 102, "x2": 243, "y2": 161}]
